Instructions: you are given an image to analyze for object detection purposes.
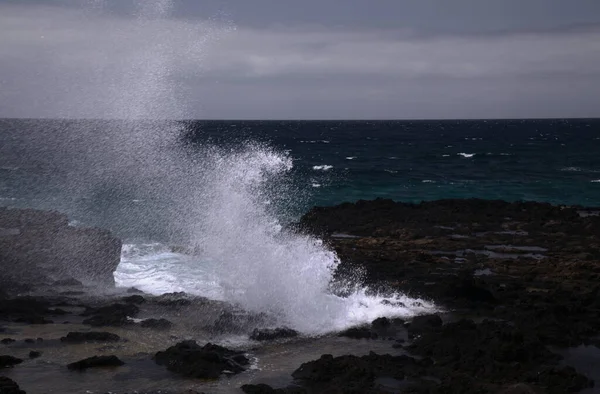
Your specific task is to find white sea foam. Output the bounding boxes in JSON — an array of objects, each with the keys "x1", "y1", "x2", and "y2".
[
  {"x1": 422, "y1": 180, "x2": 436, "y2": 183},
  {"x1": 92, "y1": 0, "x2": 437, "y2": 335},
  {"x1": 313, "y1": 165, "x2": 333, "y2": 171},
  {"x1": 458, "y1": 153, "x2": 476, "y2": 158},
  {"x1": 592, "y1": 180, "x2": 600, "y2": 183},
  {"x1": 345, "y1": 157, "x2": 357, "y2": 160}
]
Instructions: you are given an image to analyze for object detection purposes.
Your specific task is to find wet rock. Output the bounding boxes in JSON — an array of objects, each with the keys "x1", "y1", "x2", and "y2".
[
  {"x1": 23, "y1": 339, "x2": 35, "y2": 344},
  {"x1": 67, "y1": 355, "x2": 124, "y2": 370},
  {"x1": 154, "y1": 292, "x2": 192, "y2": 307},
  {"x1": 0, "y1": 355, "x2": 23, "y2": 368},
  {"x1": 140, "y1": 318, "x2": 173, "y2": 330},
  {"x1": 371, "y1": 317, "x2": 391, "y2": 328},
  {"x1": 60, "y1": 332, "x2": 121, "y2": 343},
  {"x1": 122, "y1": 295, "x2": 146, "y2": 304},
  {"x1": 28, "y1": 351, "x2": 41, "y2": 359},
  {"x1": 337, "y1": 326, "x2": 378, "y2": 339},
  {"x1": 0, "y1": 207, "x2": 122, "y2": 290},
  {"x1": 0, "y1": 297, "x2": 53, "y2": 324},
  {"x1": 154, "y1": 340, "x2": 249, "y2": 379},
  {"x1": 126, "y1": 287, "x2": 143, "y2": 294},
  {"x1": 527, "y1": 366, "x2": 594, "y2": 393},
  {"x1": 407, "y1": 314, "x2": 442, "y2": 336},
  {"x1": 291, "y1": 352, "x2": 426, "y2": 393},
  {"x1": 241, "y1": 384, "x2": 304, "y2": 394},
  {"x1": 0, "y1": 376, "x2": 26, "y2": 394},
  {"x1": 82, "y1": 303, "x2": 139, "y2": 327},
  {"x1": 1, "y1": 338, "x2": 15, "y2": 344},
  {"x1": 249, "y1": 327, "x2": 298, "y2": 341}
]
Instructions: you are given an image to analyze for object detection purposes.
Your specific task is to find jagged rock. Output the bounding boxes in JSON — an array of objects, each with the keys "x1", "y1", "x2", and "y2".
[
  {"x1": 0, "y1": 208, "x2": 122, "y2": 290},
  {"x1": 82, "y1": 303, "x2": 139, "y2": 327},
  {"x1": 0, "y1": 376, "x2": 26, "y2": 394},
  {"x1": 0, "y1": 355, "x2": 23, "y2": 368},
  {"x1": 371, "y1": 317, "x2": 391, "y2": 328},
  {"x1": 250, "y1": 327, "x2": 298, "y2": 341},
  {"x1": 0, "y1": 297, "x2": 53, "y2": 324},
  {"x1": 67, "y1": 355, "x2": 124, "y2": 370},
  {"x1": 140, "y1": 318, "x2": 173, "y2": 330},
  {"x1": 1, "y1": 338, "x2": 15, "y2": 344},
  {"x1": 122, "y1": 295, "x2": 145, "y2": 304},
  {"x1": 154, "y1": 340, "x2": 249, "y2": 379},
  {"x1": 28, "y1": 351, "x2": 41, "y2": 359},
  {"x1": 153, "y1": 292, "x2": 192, "y2": 307},
  {"x1": 60, "y1": 332, "x2": 121, "y2": 343},
  {"x1": 407, "y1": 314, "x2": 442, "y2": 336},
  {"x1": 337, "y1": 326, "x2": 378, "y2": 339}
]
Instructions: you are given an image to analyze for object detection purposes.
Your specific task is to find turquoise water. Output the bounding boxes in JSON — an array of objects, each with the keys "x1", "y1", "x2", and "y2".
[{"x1": 1, "y1": 118, "x2": 599, "y2": 240}]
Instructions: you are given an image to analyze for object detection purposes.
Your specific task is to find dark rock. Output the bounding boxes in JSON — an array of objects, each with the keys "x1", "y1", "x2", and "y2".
[
  {"x1": 250, "y1": 327, "x2": 298, "y2": 341},
  {"x1": 154, "y1": 340, "x2": 249, "y2": 379},
  {"x1": 140, "y1": 318, "x2": 173, "y2": 330},
  {"x1": 371, "y1": 317, "x2": 391, "y2": 328},
  {"x1": 0, "y1": 208, "x2": 122, "y2": 290},
  {"x1": 23, "y1": 338, "x2": 35, "y2": 344},
  {"x1": 0, "y1": 297, "x2": 53, "y2": 324},
  {"x1": 337, "y1": 326, "x2": 378, "y2": 339},
  {"x1": 126, "y1": 287, "x2": 143, "y2": 294},
  {"x1": 407, "y1": 314, "x2": 442, "y2": 335},
  {"x1": 67, "y1": 355, "x2": 124, "y2": 370},
  {"x1": 0, "y1": 376, "x2": 26, "y2": 394},
  {"x1": 122, "y1": 295, "x2": 145, "y2": 304},
  {"x1": 0, "y1": 355, "x2": 23, "y2": 368},
  {"x1": 60, "y1": 332, "x2": 121, "y2": 343},
  {"x1": 28, "y1": 351, "x2": 42, "y2": 359},
  {"x1": 82, "y1": 303, "x2": 139, "y2": 327},
  {"x1": 290, "y1": 352, "x2": 426, "y2": 393},
  {"x1": 241, "y1": 384, "x2": 304, "y2": 394},
  {"x1": 154, "y1": 292, "x2": 192, "y2": 307},
  {"x1": 1, "y1": 338, "x2": 15, "y2": 344}
]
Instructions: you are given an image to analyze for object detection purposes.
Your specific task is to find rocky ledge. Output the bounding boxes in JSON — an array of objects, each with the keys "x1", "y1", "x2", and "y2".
[{"x1": 0, "y1": 207, "x2": 121, "y2": 290}]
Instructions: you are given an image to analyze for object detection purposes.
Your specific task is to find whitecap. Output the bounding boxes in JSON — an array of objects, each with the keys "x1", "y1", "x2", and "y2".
[
  {"x1": 384, "y1": 169, "x2": 398, "y2": 174},
  {"x1": 345, "y1": 157, "x2": 357, "y2": 160},
  {"x1": 458, "y1": 153, "x2": 476, "y2": 158},
  {"x1": 592, "y1": 180, "x2": 600, "y2": 183},
  {"x1": 312, "y1": 183, "x2": 322, "y2": 188},
  {"x1": 313, "y1": 165, "x2": 333, "y2": 171},
  {"x1": 422, "y1": 180, "x2": 436, "y2": 183},
  {"x1": 442, "y1": 154, "x2": 450, "y2": 157}
]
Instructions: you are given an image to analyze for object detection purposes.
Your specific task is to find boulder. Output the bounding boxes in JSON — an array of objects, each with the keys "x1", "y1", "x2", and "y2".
[
  {"x1": 154, "y1": 340, "x2": 249, "y2": 379},
  {"x1": 0, "y1": 355, "x2": 23, "y2": 368},
  {"x1": 60, "y1": 332, "x2": 121, "y2": 343},
  {"x1": 0, "y1": 208, "x2": 121, "y2": 291},
  {"x1": 67, "y1": 355, "x2": 124, "y2": 370},
  {"x1": 0, "y1": 377, "x2": 26, "y2": 394},
  {"x1": 82, "y1": 303, "x2": 139, "y2": 327}
]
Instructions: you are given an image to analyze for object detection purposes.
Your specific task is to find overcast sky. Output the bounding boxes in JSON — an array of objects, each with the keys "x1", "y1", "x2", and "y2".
[{"x1": 1, "y1": 0, "x2": 599, "y2": 119}]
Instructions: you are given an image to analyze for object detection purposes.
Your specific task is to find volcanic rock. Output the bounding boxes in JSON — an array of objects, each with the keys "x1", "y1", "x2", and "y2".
[
  {"x1": 67, "y1": 355, "x2": 124, "y2": 370},
  {"x1": 0, "y1": 208, "x2": 122, "y2": 290},
  {"x1": 60, "y1": 332, "x2": 121, "y2": 343},
  {"x1": 154, "y1": 340, "x2": 249, "y2": 379},
  {"x1": 337, "y1": 326, "x2": 378, "y2": 339},
  {"x1": 0, "y1": 377, "x2": 26, "y2": 394},
  {"x1": 249, "y1": 327, "x2": 298, "y2": 341},
  {"x1": 0, "y1": 355, "x2": 23, "y2": 368},
  {"x1": 82, "y1": 303, "x2": 139, "y2": 327}
]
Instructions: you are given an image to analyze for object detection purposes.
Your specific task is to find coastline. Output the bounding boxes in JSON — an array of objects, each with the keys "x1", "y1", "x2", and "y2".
[{"x1": 1, "y1": 198, "x2": 599, "y2": 393}]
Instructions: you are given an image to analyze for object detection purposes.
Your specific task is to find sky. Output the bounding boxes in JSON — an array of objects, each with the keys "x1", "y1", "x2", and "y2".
[{"x1": 0, "y1": 0, "x2": 599, "y2": 119}]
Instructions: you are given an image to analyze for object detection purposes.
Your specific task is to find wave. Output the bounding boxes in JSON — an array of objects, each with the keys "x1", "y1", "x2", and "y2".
[
  {"x1": 313, "y1": 165, "x2": 333, "y2": 171},
  {"x1": 592, "y1": 180, "x2": 600, "y2": 183},
  {"x1": 345, "y1": 157, "x2": 357, "y2": 160},
  {"x1": 457, "y1": 153, "x2": 476, "y2": 158},
  {"x1": 422, "y1": 180, "x2": 436, "y2": 183}
]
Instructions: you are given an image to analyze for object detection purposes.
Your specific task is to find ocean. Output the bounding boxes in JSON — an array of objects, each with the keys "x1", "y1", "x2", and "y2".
[
  {"x1": 2, "y1": 118, "x2": 600, "y2": 242},
  {"x1": 1, "y1": 117, "x2": 599, "y2": 332}
]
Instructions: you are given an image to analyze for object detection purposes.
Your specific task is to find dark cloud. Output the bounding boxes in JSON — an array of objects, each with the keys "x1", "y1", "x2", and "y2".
[{"x1": 0, "y1": 0, "x2": 599, "y2": 119}]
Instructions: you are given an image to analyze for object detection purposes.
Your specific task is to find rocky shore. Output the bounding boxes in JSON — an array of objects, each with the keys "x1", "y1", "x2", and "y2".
[{"x1": 2, "y1": 200, "x2": 600, "y2": 393}]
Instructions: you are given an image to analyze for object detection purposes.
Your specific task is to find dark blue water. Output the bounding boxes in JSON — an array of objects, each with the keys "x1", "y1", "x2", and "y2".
[{"x1": 1, "y1": 118, "x2": 600, "y2": 240}]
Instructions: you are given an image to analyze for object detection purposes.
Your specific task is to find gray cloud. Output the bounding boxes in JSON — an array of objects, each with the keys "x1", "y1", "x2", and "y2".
[{"x1": 0, "y1": 1, "x2": 599, "y2": 119}]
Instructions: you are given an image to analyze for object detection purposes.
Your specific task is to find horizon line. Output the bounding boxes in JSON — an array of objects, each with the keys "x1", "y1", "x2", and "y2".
[{"x1": 1, "y1": 116, "x2": 599, "y2": 122}]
